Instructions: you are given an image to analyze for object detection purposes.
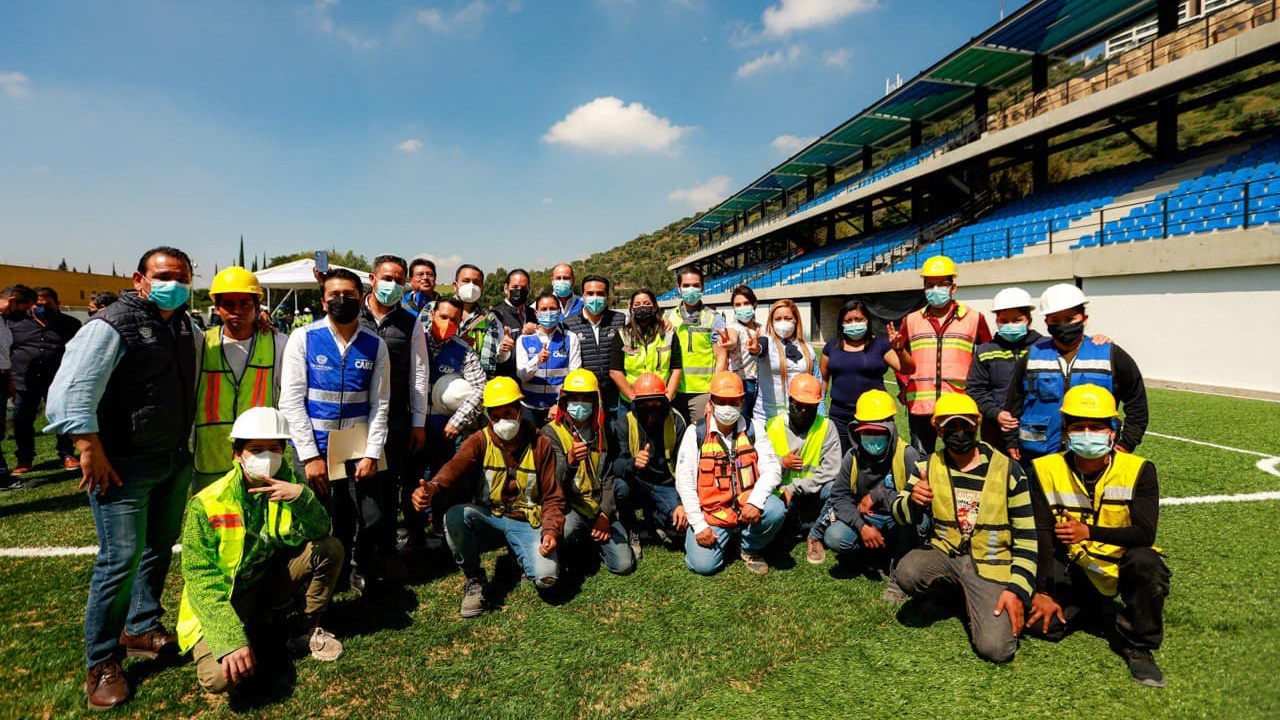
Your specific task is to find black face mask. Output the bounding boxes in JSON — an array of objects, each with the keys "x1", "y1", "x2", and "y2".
[
  {"x1": 326, "y1": 296, "x2": 360, "y2": 324},
  {"x1": 943, "y1": 428, "x2": 978, "y2": 455},
  {"x1": 1047, "y1": 320, "x2": 1084, "y2": 346},
  {"x1": 508, "y1": 287, "x2": 529, "y2": 306},
  {"x1": 789, "y1": 402, "x2": 817, "y2": 432},
  {"x1": 632, "y1": 306, "x2": 656, "y2": 325}
]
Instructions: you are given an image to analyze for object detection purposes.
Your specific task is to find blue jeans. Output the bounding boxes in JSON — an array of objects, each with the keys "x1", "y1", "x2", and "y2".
[
  {"x1": 629, "y1": 476, "x2": 683, "y2": 534},
  {"x1": 741, "y1": 379, "x2": 758, "y2": 423},
  {"x1": 812, "y1": 498, "x2": 929, "y2": 562},
  {"x1": 685, "y1": 495, "x2": 786, "y2": 575},
  {"x1": 563, "y1": 507, "x2": 636, "y2": 575},
  {"x1": 84, "y1": 451, "x2": 192, "y2": 668},
  {"x1": 443, "y1": 504, "x2": 559, "y2": 586}
]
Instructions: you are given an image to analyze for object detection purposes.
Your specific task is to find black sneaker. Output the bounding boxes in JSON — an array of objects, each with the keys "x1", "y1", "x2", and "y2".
[{"x1": 1123, "y1": 647, "x2": 1166, "y2": 687}]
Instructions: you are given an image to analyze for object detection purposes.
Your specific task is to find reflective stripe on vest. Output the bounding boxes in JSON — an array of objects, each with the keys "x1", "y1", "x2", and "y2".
[
  {"x1": 193, "y1": 329, "x2": 276, "y2": 475},
  {"x1": 622, "y1": 331, "x2": 674, "y2": 385},
  {"x1": 695, "y1": 426, "x2": 760, "y2": 527},
  {"x1": 627, "y1": 411, "x2": 678, "y2": 470},
  {"x1": 427, "y1": 338, "x2": 469, "y2": 417},
  {"x1": 481, "y1": 428, "x2": 542, "y2": 527},
  {"x1": 766, "y1": 415, "x2": 829, "y2": 491},
  {"x1": 903, "y1": 304, "x2": 981, "y2": 415},
  {"x1": 1032, "y1": 451, "x2": 1155, "y2": 597},
  {"x1": 520, "y1": 331, "x2": 570, "y2": 409},
  {"x1": 1019, "y1": 338, "x2": 1113, "y2": 456},
  {"x1": 303, "y1": 323, "x2": 379, "y2": 456},
  {"x1": 666, "y1": 307, "x2": 717, "y2": 394},
  {"x1": 926, "y1": 448, "x2": 1014, "y2": 583},
  {"x1": 548, "y1": 421, "x2": 601, "y2": 517}
]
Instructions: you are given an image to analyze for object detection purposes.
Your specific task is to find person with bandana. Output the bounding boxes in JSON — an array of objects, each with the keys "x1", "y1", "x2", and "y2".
[
  {"x1": 401, "y1": 256, "x2": 440, "y2": 318},
  {"x1": 515, "y1": 292, "x2": 582, "y2": 427},
  {"x1": 900, "y1": 255, "x2": 992, "y2": 454},
  {"x1": 1004, "y1": 284, "x2": 1148, "y2": 463},
  {"x1": 550, "y1": 263, "x2": 585, "y2": 318},
  {"x1": 609, "y1": 289, "x2": 682, "y2": 407},
  {"x1": 46, "y1": 247, "x2": 199, "y2": 710},
  {"x1": 611, "y1": 372, "x2": 689, "y2": 546},
  {"x1": 890, "y1": 393, "x2": 1037, "y2": 664},
  {"x1": 541, "y1": 369, "x2": 635, "y2": 575},
  {"x1": 411, "y1": 377, "x2": 566, "y2": 617},
  {"x1": 279, "y1": 268, "x2": 391, "y2": 598},
  {"x1": 7, "y1": 286, "x2": 82, "y2": 480},
  {"x1": 675, "y1": 371, "x2": 785, "y2": 576}
]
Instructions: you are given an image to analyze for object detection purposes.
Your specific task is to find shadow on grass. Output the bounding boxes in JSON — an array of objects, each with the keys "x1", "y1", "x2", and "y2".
[
  {"x1": 327, "y1": 583, "x2": 419, "y2": 638},
  {"x1": 0, "y1": 488, "x2": 86, "y2": 519},
  {"x1": 225, "y1": 638, "x2": 298, "y2": 712}
]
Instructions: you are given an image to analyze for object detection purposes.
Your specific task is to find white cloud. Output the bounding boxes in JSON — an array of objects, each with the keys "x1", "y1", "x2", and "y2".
[
  {"x1": 307, "y1": 0, "x2": 380, "y2": 49},
  {"x1": 771, "y1": 134, "x2": 817, "y2": 155},
  {"x1": 416, "y1": 253, "x2": 463, "y2": 280},
  {"x1": 667, "y1": 176, "x2": 732, "y2": 210},
  {"x1": 736, "y1": 45, "x2": 802, "y2": 78},
  {"x1": 416, "y1": 2, "x2": 489, "y2": 33},
  {"x1": 542, "y1": 97, "x2": 692, "y2": 156},
  {"x1": 762, "y1": 0, "x2": 876, "y2": 36},
  {"x1": 397, "y1": 138, "x2": 425, "y2": 154},
  {"x1": 823, "y1": 47, "x2": 853, "y2": 67},
  {"x1": 0, "y1": 71, "x2": 31, "y2": 99},
  {"x1": 540, "y1": 197, "x2": 553, "y2": 205}
]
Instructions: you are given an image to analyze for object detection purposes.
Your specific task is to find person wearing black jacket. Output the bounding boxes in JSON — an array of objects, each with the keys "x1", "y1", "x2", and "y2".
[
  {"x1": 563, "y1": 275, "x2": 626, "y2": 431},
  {"x1": 9, "y1": 286, "x2": 82, "y2": 474},
  {"x1": 488, "y1": 268, "x2": 535, "y2": 380}
]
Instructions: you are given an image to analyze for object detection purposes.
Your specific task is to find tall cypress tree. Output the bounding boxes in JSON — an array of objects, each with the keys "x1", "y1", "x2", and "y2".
[{"x1": 239, "y1": 235, "x2": 246, "y2": 267}]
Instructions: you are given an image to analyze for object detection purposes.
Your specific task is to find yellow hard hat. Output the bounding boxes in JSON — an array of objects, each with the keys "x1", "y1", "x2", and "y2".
[
  {"x1": 920, "y1": 255, "x2": 957, "y2": 278},
  {"x1": 483, "y1": 376, "x2": 523, "y2": 408},
  {"x1": 1061, "y1": 384, "x2": 1119, "y2": 419},
  {"x1": 562, "y1": 368, "x2": 599, "y2": 394},
  {"x1": 210, "y1": 266, "x2": 263, "y2": 298},
  {"x1": 854, "y1": 389, "x2": 897, "y2": 422},
  {"x1": 932, "y1": 392, "x2": 980, "y2": 420}
]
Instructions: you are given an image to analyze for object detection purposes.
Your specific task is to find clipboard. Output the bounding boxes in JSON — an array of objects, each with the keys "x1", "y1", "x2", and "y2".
[{"x1": 326, "y1": 422, "x2": 388, "y2": 480}]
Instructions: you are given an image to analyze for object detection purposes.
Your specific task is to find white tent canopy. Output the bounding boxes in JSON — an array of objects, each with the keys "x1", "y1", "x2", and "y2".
[{"x1": 254, "y1": 258, "x2": 369, "y2": 290}]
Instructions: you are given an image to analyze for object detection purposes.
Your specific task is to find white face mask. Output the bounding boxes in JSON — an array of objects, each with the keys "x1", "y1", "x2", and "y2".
[
  {"x1": 773, "y1": 320, "x2": 796, "y2": 339},
  {"x1": 492, "y1": 418, "x2": 520, "y2": 441},
  {"x1": 241, "y1": 450, "x2": 282, "y2": 481},
  {"x1": 712, "y1": 403, "x2": 741, "y2": 427},
  {"x1": 457, "y1": 282, "x2": 482, "y2": 304}
]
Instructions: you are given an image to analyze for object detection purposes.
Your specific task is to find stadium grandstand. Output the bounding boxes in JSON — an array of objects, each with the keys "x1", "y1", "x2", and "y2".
[{"x1": 666, "y1": 0, "x2": 1280, "y2": 398}]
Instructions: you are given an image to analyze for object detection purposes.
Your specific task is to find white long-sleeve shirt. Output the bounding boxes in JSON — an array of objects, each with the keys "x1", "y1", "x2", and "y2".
[
  {"x1": 279, "y1": 319, "x2": 391, "y2": 462},
  {"x1": 675, "y1": 418, "x2": 782, "y2": 535},
  {"x1": 515, "y1": 327, "x2": 582, "y2": 381}
]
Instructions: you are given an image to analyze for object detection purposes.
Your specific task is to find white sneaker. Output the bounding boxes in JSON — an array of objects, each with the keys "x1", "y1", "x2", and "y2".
[{"x1": 289, "y1": 626, "x2": 344, "y2": 662}]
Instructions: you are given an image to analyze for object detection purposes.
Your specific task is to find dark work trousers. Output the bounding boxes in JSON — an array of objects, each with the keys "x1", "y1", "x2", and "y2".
[
  {"x1": 14, "y1": 382, "x2": 75, "y2": 464},
  {"x1": 1025, "y1": 547, "x2": 1170, "y2": 651},
  {"x1": 326, "y1": 469, "x2": 384, "y2": 579},
  {"x1": 379, "y1": 422, "x2": 413, "y2": 553},
  {"x1": 424, "y1": 417, "x2": 466, "y2": 535},
  {"x1": 0, "y1": 371, "x2": 9, "y2": 471},
  {"x1": 908, "y1": 414, "x2": 938, "y2": 455}
]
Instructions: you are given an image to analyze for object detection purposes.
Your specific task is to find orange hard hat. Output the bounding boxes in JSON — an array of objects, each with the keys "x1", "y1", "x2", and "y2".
[
  {"x1": 787, "y1": 374, "x2": 823, "y2": 404},
  {"x1": 632, "y1": 372, "x2": 667, "y2": 399},
  {"x1": 709, "y1": 371, "x2": 745, "y2": 399}
]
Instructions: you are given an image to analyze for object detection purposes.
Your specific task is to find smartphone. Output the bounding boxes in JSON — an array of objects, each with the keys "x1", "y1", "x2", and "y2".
[{"x1": 315, "y1": 250, "x2": 329, "y2": 273}]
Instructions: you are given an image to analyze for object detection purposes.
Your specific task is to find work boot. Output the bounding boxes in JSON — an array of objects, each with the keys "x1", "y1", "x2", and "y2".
[
  {"x1": 1123, "y1": 647, "x2": 1166, "y2": 687},
  {"x1": 119, "y1": 627, "x2": 178, "y2": 659},
  {"x1": 628, "y1": 529, "x2": 643, "y2": 560},
  {"x1": 806, "y1": 538, "x2": 826, "y2": 564},
  {"x1": 288, "y1": 626, "x2": 344, "y2": 662},
  {"x1": 740, "y1": 552, "x2": 770, "y2": 575},
  {"x1": 460, "y1": 577, "x2": 488, "y2": 618},
  {"x1": 86, "y1": 660, "x2": 130, "y2": 710},
  {"x1": 881, "y1": 577, "x2": 909, "y2": 604}
]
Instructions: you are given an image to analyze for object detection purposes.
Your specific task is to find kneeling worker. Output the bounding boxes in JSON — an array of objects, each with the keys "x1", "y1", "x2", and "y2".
[
  {"x1": 765, "y1": 373, "x2": 840, "y2": 514},
  {"x1": 675, "y1": 371, "x2": 785, "y2": 575},
  {"x1": 179, "y1": 407, "x2": 344, "y2": 697},
  {"x1": 412, "y1": 377, "x2": 566, "y2": 617},
  {"x1": 611, "y1": 372, "x2": 688, "y2": 541},
  {"x1": 1026, "y1": 384, "x2": 1169, "y2": 687}
]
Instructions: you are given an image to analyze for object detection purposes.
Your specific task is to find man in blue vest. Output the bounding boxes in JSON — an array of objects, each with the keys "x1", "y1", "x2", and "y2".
[
  {"x1": 1003, "y1": 284, "x2": 1148, "y2": 462},
  {"x1": 280, "y1": 268, "x2": 391, "y2": 596},
  {"x1": 46, "y1": 247, "x2": 198, "y2": 710},
  {"x1": 515, "y1": 292, "x2": 582, "y2": 427},
  {"x1": 401, "y1": 256, "x2": 440, "y2": 318}
]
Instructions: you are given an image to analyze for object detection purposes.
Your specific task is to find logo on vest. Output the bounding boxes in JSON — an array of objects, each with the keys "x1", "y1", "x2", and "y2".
[
  {"x1": 436, "y1": 364, "x2": 459, "y2": 375},
  {"x1": 315, "y1": 355, "x2": 329, "y2": 365},
  {"x1": 138, "y1": 326, "x2": 154, "y2": 340},
  {"x1": 354, "y1": 358, "x2": 374, "y2": 370}
]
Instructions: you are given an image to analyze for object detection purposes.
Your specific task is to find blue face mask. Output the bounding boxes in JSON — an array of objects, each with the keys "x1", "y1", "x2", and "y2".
[
  {"x1": 842, "y1": 322, "x2": 868, "y2": 339},
  {"x1": 146, "y1": 279, "x2": 191, "y2": 311},
  {"x1": 32, "y1": 305, "x2": 51, "y2": 320},
  {"x1": 553, "y1": 279, "x2": 573, "y2": 298},
  {"x1": 374, "y1": 280, "x2": 405, "y2": 306},
  {"x1": 924, "y1": 286, "x2": 952, "y2": 308},
  {"x1": 734, "y1": 307, "x2": 755, "y2": 323},
  {"x1": 680, "y1": 287, "x2": 703, "y2": 306},
  {"x1": 566, "y1": 401, "x2": 593, "y2": 422},
  {"x1": 1067, "y1": 430, "x2": 1113, "y2": 459},
  {"x1": 860, "y1": 434, "x2": 890, "y2": 456},
  {"x1": 996, "y1": 322, "x2": 1028, "y2": 342},
  {"x1": 584, "y1": 296, "x2": 606, "y2": 314},
  {"x1": 537, "y1": 310, "x2": 561, "y2": 328}
]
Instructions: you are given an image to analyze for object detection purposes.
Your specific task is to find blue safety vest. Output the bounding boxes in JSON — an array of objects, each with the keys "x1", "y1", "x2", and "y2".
[
  {"x1": 428, "y1": 337, "x2": 470, "y2": 425},
  {"x1": 303, "y1": 321, "x2": 381, "y2": 455},
  {"x1": 520, "y1": 330, "x2": 571, "y2": 409},
  {"x1": 1018, "y1": 337, "x2": 1113, "y2": 457}
]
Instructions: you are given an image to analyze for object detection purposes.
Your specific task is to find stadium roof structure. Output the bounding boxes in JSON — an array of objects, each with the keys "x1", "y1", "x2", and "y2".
[{"x1": 681, "y1": 0, "x2": 1161, "y2": 236}]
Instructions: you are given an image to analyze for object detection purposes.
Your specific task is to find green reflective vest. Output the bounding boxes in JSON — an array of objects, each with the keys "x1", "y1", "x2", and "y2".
[
  {"x1": 665, "y1": 307, "x2": 717, "y2": 394},
  {"x1": 481, "y1": 428, "x2": 542, "y2": 527},
  {"x1": 765, "y1": 415, "x2": 829, "y2": 493},
  {"x1": 621, "y1": 330, "x2": 674, "y2": 385},
  {"x1": 547, "y1": 422, "x2": 602, "y2": 518}
]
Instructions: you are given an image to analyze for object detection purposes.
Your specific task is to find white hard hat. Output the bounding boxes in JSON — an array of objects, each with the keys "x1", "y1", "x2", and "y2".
[
  {"x1": 229, "y1": 407, "x2": 292, "y2": 441},
  {"x1": 991, "y1": 287, "x2": 1035, "y2": 312},
  {"x1": 431, "y1": 374, "x2": 474, "y2": 414},
  {"x1": 1039, "y1": 284, "x2": 1089, "y2": 315}
]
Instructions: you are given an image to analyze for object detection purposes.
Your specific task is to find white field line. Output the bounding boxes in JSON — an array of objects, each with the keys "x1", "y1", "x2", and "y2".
[{"x1": 0, "y1": 544, "x2": 181, "y2": 559}]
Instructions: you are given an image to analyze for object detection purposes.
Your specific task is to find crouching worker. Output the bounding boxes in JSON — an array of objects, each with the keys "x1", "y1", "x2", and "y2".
[
  {"x1": 412, "y1": 377, "x2": 566, "y2": 617},
  {"x1": 611, "y1": 373, "x2": 688, "y2": 541},
  {"x1": 765, "y1": 374, "x2": 839, "y2": 527},
  {"x1": 178, "y1": 407, "x2": 344, "y2": 697},
  {"x1": 890, "y1": 393, "x2": 1037, "y2": 663},
  {"x1": 676, "y1": 371, "x2": 785, "y2": 576},
  {"x1": 1026, "y1": 384, "x2": 1170, "y2": 687},
  {"x1": 542, "y1": 369, "x2": 635, "y2": 575}
]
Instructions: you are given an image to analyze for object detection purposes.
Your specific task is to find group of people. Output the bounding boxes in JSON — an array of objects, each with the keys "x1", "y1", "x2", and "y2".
[{"x1": 19, "y1": 246, "x2": 1170, "y2": 710}]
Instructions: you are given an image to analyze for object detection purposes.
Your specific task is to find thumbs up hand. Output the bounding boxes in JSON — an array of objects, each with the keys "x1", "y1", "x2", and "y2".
[
  {"x1": 499, "y1": 326, "x2": 515, "y2": 353},
  {"x1": 910, "y1": 475, "x2": 933, "y2": 507},
  {"x1": 634, "y1": 443, "x2": 652, "y2": 470}
]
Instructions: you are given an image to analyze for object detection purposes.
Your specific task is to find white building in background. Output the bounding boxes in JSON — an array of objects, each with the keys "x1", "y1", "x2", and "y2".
[{"x1": 1105, "y1": 0, "x2": 1245, "y2": 56}]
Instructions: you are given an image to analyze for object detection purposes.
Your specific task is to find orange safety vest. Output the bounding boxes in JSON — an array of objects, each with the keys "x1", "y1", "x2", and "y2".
[
  {"x1": 903, "y1": 303, "x2": 982, "y2": 416},
  {"x1": 696, "y1": 426, "x2": 760, "y2": 527}
]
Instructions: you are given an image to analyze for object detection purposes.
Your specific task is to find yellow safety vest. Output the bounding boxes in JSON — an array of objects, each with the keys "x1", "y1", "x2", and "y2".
[
  {"x1": 765, "y1": 415, "x2": 830, "y2": 493},
  {"x1": 626, "y1": 411, "x2": 679, "y2": 470},
  {"x1": 665, "y1": 307, "x2": 717, "y2": 394},
  {"x1": 1032, "y1": 451, "x2": 1155, "y2": 597},
  {"x1": 848, "y1": 438, "x2": 910, "y2": 494},
  {"x1": 621, "y1": 330, "x2": 674, "y2": 385},
  {"x1": 481, "y1": 428, "x2": 542, "y2": 527},
  {"x1": 193, "y1": 329, "x2": 276, "y2": 475},
  {"x1": 926, "y1": 449, "x2": 1014, "y2": 584},
  {"x1": 548, "y1": 422, "x2": 601, "y2": 518}
]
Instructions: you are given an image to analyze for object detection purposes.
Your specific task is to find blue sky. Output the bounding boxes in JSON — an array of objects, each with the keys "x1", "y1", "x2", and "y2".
[{"x1": 0, "y1": 0, "x2": 1015, "y2": 286}]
